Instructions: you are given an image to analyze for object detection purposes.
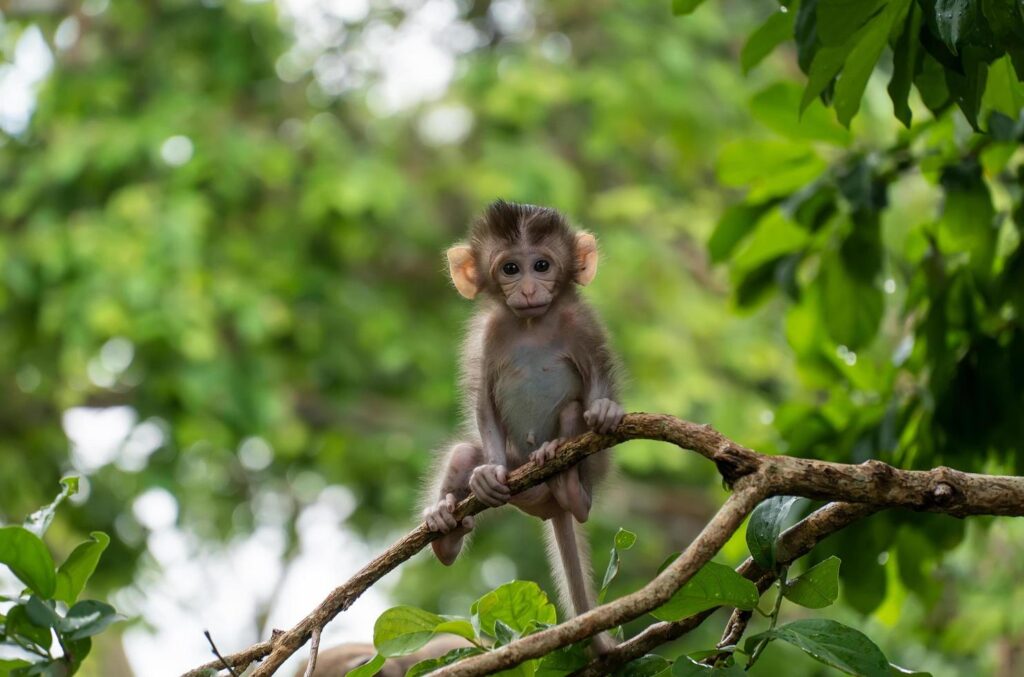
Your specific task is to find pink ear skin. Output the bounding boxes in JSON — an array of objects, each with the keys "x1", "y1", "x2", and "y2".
[
  {"x1": 574, "y1": 232, "x2": 599, "y2": 286},
  {"x1": 447, "y1": 245, "x2": 480, "y2": 299}
]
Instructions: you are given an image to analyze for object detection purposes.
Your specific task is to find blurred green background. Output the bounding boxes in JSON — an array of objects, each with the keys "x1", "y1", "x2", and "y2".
[{"x1": 1, "y1": 0, "x2": 1022, "y2": 675}]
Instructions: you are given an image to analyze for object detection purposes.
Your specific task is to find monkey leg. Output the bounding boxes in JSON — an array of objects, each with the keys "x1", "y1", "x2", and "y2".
[
  {"x1": 424, "y1": 442, "x2": 480, "y2": 565},
  {"x1": 530, "y1": 401, "x2": 592, "y2": 523}
]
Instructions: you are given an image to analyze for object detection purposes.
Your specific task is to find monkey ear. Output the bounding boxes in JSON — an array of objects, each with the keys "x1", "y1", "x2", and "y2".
[
  {"x1": 446, "y1": 245, "x2": 480, "y2": 299},
  {"x1": 573, "y1": 232, "x2": 599, "y2": 286}
]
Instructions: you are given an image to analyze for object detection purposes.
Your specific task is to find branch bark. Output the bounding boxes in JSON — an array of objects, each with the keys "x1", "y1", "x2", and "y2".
[{"x1": 182, "y1": 413, "x2": 1024, "y2": 677}]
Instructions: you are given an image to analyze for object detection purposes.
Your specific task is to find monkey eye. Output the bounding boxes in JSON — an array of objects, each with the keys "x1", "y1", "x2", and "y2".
[
  {"x1": 534, "y1": 259, "x2": 550, "y2": 273},
  {"x1": 502, "y1": 262, "x2": 520, "y2": 275}
]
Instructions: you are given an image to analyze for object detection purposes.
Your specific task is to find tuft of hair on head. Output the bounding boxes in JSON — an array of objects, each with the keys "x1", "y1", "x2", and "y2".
[{"x1": 471, "y1": 199, "x2": 575, "y2": 249}]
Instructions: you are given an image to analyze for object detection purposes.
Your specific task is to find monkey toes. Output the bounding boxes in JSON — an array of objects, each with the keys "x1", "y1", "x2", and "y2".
[
  {"x1": 530, "y1": 438, "x2": 564, "y2": 466},
  {"x1": 584, "y1": 398, "x2": 624, "y2": 434},
  {"x1": 423, "y1": 493, "x2": 475, "y2": 534},
  {"x1": 469, "y1": 464, "x2": 511, "y2": 507}
]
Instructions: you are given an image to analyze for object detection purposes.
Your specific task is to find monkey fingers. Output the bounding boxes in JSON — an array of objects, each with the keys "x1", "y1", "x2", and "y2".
[{"x1": 469, "y1": 464, "x2": 511, "y2": 506}]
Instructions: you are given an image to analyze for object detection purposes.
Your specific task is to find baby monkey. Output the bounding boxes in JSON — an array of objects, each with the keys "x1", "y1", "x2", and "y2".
[{"x1": 424, "y1": 200, "x2": 623, "y2": 647}]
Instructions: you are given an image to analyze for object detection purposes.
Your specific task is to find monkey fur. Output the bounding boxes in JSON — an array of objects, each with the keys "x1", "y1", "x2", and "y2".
[{"x1": 423, "y1": 200, "x2": 623, "y2": 652}]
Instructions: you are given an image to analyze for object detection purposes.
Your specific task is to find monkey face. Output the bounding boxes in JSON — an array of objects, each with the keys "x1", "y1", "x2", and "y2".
[{"x1": 492, "y1": 247, "x2": 561, "y2": 317}]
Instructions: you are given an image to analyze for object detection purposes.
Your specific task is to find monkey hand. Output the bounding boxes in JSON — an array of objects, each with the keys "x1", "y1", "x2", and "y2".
[
  {"x1": 423, "y1": 493, "x2": 476, "y2": 534},
  {"x1": 584, "y1": 398, "x2": 625, "y2": 434},
  {"x1": 529, "y1": 438, "x2": 565, "y2": 466},
  {"x1": 469, "y1": 464, "x2": 511, "y2": 507}
]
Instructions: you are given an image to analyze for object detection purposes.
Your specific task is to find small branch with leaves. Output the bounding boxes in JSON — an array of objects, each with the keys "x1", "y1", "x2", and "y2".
[{"x1": 182, "y1": 413, "x2": 1024, "y2": 677}]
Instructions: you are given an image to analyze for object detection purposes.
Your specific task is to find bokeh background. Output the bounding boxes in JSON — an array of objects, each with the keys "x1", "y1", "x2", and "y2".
[{"x1": 1, "y1": 0, "x2": 1022, "y2": 675}]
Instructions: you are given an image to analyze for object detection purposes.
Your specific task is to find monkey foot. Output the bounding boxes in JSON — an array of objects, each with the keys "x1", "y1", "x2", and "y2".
[
  {"x1": 423, "y1": 493, "x2": 475, "y2": 534},
  {"x1": 530, "y1": 438, "x2": 565, "y2": 466},
  {"x1": 584, "y1": 398, "x2": 624, "y2": 434}
]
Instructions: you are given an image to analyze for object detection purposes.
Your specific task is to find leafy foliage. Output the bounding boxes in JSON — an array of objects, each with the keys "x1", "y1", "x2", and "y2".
[
  {"x1": 0, "y1": 481, "x2": 117, "y2": 675},
  {"x1": 0, "y1": 0, "x2": 1022, "y2": 673}
]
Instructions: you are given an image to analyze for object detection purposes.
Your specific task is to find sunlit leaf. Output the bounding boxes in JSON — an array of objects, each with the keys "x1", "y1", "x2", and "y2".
[
  {"x1": 472, "y1": 581, "x2": 557, "y2": 638},
  {"x1": 784, "y1": 556, "x2": 841, "y2": 608},
  {"x1": 651, "y1": 561, "x2": 758, "y2": 621},
  {"x1": 54, "y1": 532, "x2": 111, "y2": 605},
  {"x1": 0, "y1": 527, "x2": 56, "y2": 598},
  {"x1": 744, "y1": 619, "x2": 890, "y2": 676}
]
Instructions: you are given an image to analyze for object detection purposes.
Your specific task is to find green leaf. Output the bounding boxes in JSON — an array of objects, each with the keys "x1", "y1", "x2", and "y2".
[
  {"x1": 746, "y1": 496, "x2": 800, "y2": 570},
  {"x1": 651, "y1": 561, "x2": 759, "y2": 622},
  {"x1": 982, "y1": 55, "x2": 1024, "y2": 122},
  {"x1": 434, "y1": 618, "x2": 477, "y2": 642},
  {"x1": 63, "y1": 636, "x2": 94, "y2": 673},
  {"x1": 937, "y1": 161, "x2": 997, "y2": 276},
  {"x1": 816, "y1": 0, "x2": 887, "y2": 46},
  {"x1": 58, "y1": 600, "x2": 119, "y2": 640},
  {"x1": 25, "y1": 596, "x2": 62, "y2": 628},
  {"x1": 599, "y1": 529, "x2": 637, "y2": 603},
  {"x1": 784, "y1": 556, "x2": 841, "y2": 608},
  {"x1": 373, "y1": 606, "x2": 448, "y2": 657},
  {"x1": 535, "y1": 641, "x2": 589, "y2": 677},
  {"x1": 945, "y1": 47, "x2": 990, "y2": 129},
  {"x1": 494, "y1": 619, "x2": 519, "y2": 646},
  {"x1": 672, "y1": 657, "x2": 746, "y2": 676},
  {"x1": 752, "y1": 82, "x2": 851, "y2": 144},
  {"x1": 744, "y1": 619, "x2": 890, "y2": 677},
  {"x1": 347, "y1": 653, "x2": 386, "y2": 677},
  {"x1": 672, "y1": 0, "x2": 709, "y2": 16},
  {"x1": 5, "y1": 604, "x2": 52, "y2": 651},
  {"x1": 730, "y1": 210, "x2": 810, "y2": 276},
  {"x1": 888, "y1": 3, "x2": 923, "y2": 126},
  {"x1": 708, "y1": 203, "x2": 772, "y2": 264},
  {"x1": 614, "y1": 529, "x2": 637, "y2": 550},
  {"x1": 54, "y1": 531, "x2": 111, "y2": 605},
  {"x1": 834, "y1": 0, "x2": 912, "y2": 127},
  {"x1": 800, "y1": 25, "x2": 867, "y2": 112},
  {"x1": 889, "y1": 663, "x2": 932, "y2": 676},
  {"x1": 933, "y1": 0, "x2": 971, "y2": 54},
  {"x1": 0, "y1": 660, "x2": 32, "y2": 674},
  {"x1": 616, "y1": 654, "x2": 671, "y2": 676},
  {"x1": 820, "y1": 248, "x2": 884, "y2": 348},
  {"x1": 915, "y1": 51, "x2": 953, "y2": 112},
  {"x1": 742, "y1": 9, "x2": 795, "y2": 73},
  {"x1": 0, "y1": 526, "x2": 57, "y2": 597},
  {"x1": 471, "y1": 581, "x2": 557, "y2": 638},
  {"x1": 718, "y1": 140, "x2": 817, "y2": 188},
  {"x1": 407, "y1": 647, "x2": 486, "y2": 677},
  {"x1": 795, "y1": 0, "x2": 822, "y2": 73},
  {"x1": 23, "y1": 478, "x2": 79, "y2": 538}
]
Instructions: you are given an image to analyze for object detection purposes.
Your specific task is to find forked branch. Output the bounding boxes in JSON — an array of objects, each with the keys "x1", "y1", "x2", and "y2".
[{"x1": 182, "y1": 413, "x2": 1024, "y2": 677}]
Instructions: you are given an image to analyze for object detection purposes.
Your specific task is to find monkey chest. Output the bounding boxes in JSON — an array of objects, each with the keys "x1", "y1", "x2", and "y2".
[{"x1": 492, "y1": 344, "x2": 582, "y2": 452}]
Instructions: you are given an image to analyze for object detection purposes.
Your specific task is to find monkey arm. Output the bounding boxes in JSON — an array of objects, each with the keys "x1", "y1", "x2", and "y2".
[
  {"x1": 475, "y1": 382, "x2": 507, "y2": 466},
  {"x1": 574, "y1": 336, "x2": 624, "y2": 434}
]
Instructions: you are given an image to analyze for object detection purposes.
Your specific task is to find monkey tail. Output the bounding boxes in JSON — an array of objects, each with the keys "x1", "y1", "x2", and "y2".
[
  {"x1": 545, "y1": 512, "x2": 617, "y2": 653},
  {"x1": 544, "y1": 511, "x2": 597, "y2": 618}
]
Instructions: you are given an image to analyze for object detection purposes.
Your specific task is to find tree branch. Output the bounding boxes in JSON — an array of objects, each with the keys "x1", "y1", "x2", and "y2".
[
  {"x1": 567, "y1": 503, "x2": 880, "y2": 677},
  {"x1": 432, "y1": 486, "x2": 765, "y2": 676},
  {"x1": 181, "y1": 413, "x2": 1024, "y2": 677}
]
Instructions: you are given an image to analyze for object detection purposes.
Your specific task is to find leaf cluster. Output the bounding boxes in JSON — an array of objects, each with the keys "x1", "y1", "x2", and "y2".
[{"x1": 0, "y1": 480, "x2": 119, "y2": 676}]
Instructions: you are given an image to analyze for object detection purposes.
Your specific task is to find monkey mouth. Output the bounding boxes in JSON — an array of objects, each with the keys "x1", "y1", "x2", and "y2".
[{"x1": 510, "y1": 302, "x2": 550, "y2": 317}]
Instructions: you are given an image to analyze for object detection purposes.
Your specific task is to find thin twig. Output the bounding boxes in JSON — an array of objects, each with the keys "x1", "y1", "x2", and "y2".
[
  {"x1": 572, "y1": 502, "x2": 879, "y2": 676},
  {"x1": 203, "y1": 630, "x2": 239, "y2": 677},
  {"x1": 303, "y1": 627, "x2": 321, "y2": 677}
]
